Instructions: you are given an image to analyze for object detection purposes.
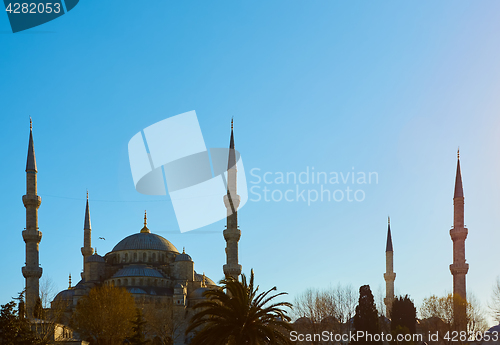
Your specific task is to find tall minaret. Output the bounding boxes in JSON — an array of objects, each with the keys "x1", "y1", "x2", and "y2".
[
  {"x1": 81, "y1": 191, "x2": 94, "y2": 279},
  {"x1": 449, "y1": 149, "x2": 468, "y2": 325},
  {"x1": 384, "y1": 216, "x2": 396, "y2": 318},
  {"x1": 22, "y1": 119, "x2": 43, "y2": 318},
  {"x1": 223, "y1": 119, "x2": 242, "y2": 280}
]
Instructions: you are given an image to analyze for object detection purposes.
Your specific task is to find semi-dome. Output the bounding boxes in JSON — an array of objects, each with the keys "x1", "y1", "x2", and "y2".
[
  {"x1": 112, "y1": 265, "x2": 165, "y2": 278},
  {"x1": 112, "y1": 232, "x2": 179, "y2": 252},
  {"x1": 53, "y1": 289, "x2": 74, "y2": 302}
]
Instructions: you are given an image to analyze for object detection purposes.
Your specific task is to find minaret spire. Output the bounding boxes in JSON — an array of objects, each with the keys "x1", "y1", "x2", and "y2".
[
  {"x1": 384, "y1": 216, "x2": 396, "y2": 318},
  {"x1": 22, "y1": 119, "x2": 43, "y2": 318},
  {"x1": 141, "y1": 210, "x2": 150, "y2": 233},
  {"x1": 223, "y1": 119, "x2": 242, "y2": 280},
  {"x1": 81, "y1": 191, "x2": 94, "y2": 279},
  {"x1": 450, "y1": 150, "x2": 468, "y2": 327}
]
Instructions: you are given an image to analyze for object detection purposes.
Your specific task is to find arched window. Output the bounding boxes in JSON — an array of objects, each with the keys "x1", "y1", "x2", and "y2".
[
  {"x1": 133, "y1": 252, "x2": 138, "y2": 262},
  {"x1": 152, "y1": 253, "x2": 156, "y2": 262},
  {"x1": 124, "y1": 279, "x2": 128, "y2": 286},
  {"x1": 143, "y1": 252, "x2": 147, "y2": 262},
  {"x1": 132, "y1": 278, "x2": 135, "y2": 285},
  {"x1": 117, "y1": 279, "x2": 121, "y2": 286},
  {"x1": 125, "y1": 253, "x2": 129, "y2": 262}
]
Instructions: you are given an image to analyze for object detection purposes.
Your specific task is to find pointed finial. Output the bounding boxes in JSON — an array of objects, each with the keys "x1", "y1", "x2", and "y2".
[
  {"x1": 95, "y1": 248, "x2": 97, "y2": 255},
  {"x1": 388, "y1": 216, "x2": 390, "y2": 225},
  {"x1": 140, "y1": 210, "x2": 150, "y2": 233},
  {"x1": 69, "y1": 273, "x2": 72, "y2": 289},
  {"x1": 457, "y1": 147, "x2": 460, "y2": 159},
  {"x1": 86, "y1": 190, "x2": 89, "y2": 200},
  {"x1": 30, "y1": 117, "x2": 32, "y2": 130},
  {"x1": 202, "y1": 272, "x2": 206, "y2": 287},
  {"x1": 231, "y1": 117, "x2": 233, "y2": 130},
  {"x1": 183, "y1": 247, "x2": 185, "y2": 254}
]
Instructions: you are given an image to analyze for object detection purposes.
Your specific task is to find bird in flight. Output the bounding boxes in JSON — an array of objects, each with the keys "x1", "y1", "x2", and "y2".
[{"x1": 99, "y1": 237, "x2": 105, "y2": 240}]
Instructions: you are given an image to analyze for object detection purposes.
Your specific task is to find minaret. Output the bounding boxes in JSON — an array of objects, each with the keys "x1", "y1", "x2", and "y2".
[
  {"x1": 384, "y1": 216, "x2": 396, "y2": 318},
  {"x1": 22, "y1": 118, "x2": 43, "y2": 318},
  {"x1": 223, "y1": 119, "x2": 242, "y2": 280},
  {"x1": 449, "y1": 149, "x2": 468, "y2": 326},
  {"x1": 81, "y1": 191, "x2": 94, "y2": 279}
]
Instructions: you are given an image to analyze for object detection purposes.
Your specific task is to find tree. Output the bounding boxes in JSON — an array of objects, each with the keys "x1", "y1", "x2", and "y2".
[
  {"x1": 391, "y1": 295, "x2": 416, "y2": 334},
  {"x1": 353, "y1": 285, "x2": 381, "y2": 345},
  {"x1": 293, "y1": 283, "x2": 357, "y2": 343},
  {"x1": 142, "y1": 301, "x2": 177, "y2": 345},
  {"x1": 71, "y1": 285, "x2": 136, "y2": 345},
  {"x1": 390, "y1": 295, "x2": 416, "y2": 345},
  {"x1": 0, "y1": 299, "x2": 46, "y2": 345},
  {"x1": 489, "y1": 277, "x2": 500, "y2": 323},
  {"x1": 186, "y1": 269, "x2": 293, "y2": 345},
  {"x1": 420, "y1": 293, "x2": 487, "y2": 344},
  {"x1": 128, "y1": 309, "x2": 150, "y2": 345}
]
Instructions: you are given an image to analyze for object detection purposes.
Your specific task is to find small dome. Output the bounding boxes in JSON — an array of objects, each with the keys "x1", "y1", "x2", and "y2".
[
  {"x1": 195, "y1": 272, "x2": 216, "y2": 286},
  {"x1": 127, "y1": 287, "x2": 147, "y2": 294},
  {"x1": 85, "y1": 254, "x2": 105, "y2": 263},
  {"x1": 112, "y1": 232, "x2": 179, "y2": 252},
  {"x1": 53, "y1": 289, "x2": 74, "y2": 302},
  {"x1": 175, "y1": 248, "x2": 192, "y2": 262},
  {"x1": 112, "y1": 265, "x2": 164, "y2": 278}
]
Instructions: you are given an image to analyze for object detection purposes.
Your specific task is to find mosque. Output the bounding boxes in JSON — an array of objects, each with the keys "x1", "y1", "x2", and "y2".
[{"x1": 21, "y1": 120, "x2": 242, "y2": 344}]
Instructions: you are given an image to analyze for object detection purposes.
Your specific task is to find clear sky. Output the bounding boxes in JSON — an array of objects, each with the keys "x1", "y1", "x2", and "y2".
[{"x1": 1, "y1": 0, "x2": 500, "y2": 325}]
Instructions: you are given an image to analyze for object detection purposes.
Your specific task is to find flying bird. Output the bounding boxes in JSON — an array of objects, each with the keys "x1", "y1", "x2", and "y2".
[{"x1": 99, "y1": 237, "x2": 105, "y2": 240}]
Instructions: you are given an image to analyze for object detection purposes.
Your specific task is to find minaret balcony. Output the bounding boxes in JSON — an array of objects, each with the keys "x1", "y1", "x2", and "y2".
[
  {"x1": 449, "y1": 263, "x2": 469, "y2": 275},
  {"x1": 223, "y1": 264, "x2": 242, "y2": 276},
  {"x1": 22, "y1": 266, "x2": 42, "y2": 278},
  {"x1": 450, "y1": 227, "x2": 468, "y2": 241},
  {"x1": 223, "y1": 194, "x2": 241, "y2": 210},
  {"x1": 384, "y1": 272, "x2": 396, "y2": 281},
  {"x1": 22, "y1": 194, "x2": 41, "y2": 207},
  {"x1": 22, "y1": 230, "x2": 42, "y2": 243},
  {"x1": 223, "y1": 229, "x2": 241, "y2": 241}
]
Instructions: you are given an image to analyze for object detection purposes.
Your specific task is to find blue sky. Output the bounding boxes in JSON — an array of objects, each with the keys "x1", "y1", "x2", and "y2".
[{"x1": 1, "y1": 0, "x2": 500, "y2": 325}]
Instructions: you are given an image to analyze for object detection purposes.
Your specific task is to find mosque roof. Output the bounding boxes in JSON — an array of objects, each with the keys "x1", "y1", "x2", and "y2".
[
  {"x1": 194, "y1": 272, "x2": 216, "y2": 286},
  {"x1": 85, "y1": 254, "x2": 105, "y2": 263},
  {"x1": 112, "y1": 265, "x2": 165, "y2": 278},
  {"x1": 112, "y1": 232, "x2": 179, "y2": 252},
  {"x1": 189, "y1": 287, "x2": 210, "y2": 299},
  {"x1": 53, "y1": 289, "x2": 74, "y2": 302},
  {"x1": 175, "y1": 248, "x2": 192, "y2": 262}
]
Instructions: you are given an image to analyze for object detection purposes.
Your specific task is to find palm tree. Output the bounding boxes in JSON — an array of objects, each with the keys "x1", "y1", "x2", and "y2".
[{"x1": 186, "y1": 270, "x2": 293, "y2": 345}]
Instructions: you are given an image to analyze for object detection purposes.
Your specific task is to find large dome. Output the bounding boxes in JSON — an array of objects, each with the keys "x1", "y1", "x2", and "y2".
[{"x1": 112, "y1": 232, "x2": 179, "y2": 252}]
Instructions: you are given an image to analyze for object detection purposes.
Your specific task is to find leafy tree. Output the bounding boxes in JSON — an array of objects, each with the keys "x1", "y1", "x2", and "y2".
[
  {"x1": 186, "y1": 269, "x2": 293, "y2": 345},
  {"x1": 353, "y1": 285, "x2": 381, "y2": 345},
  {"x1": 420, "y1": 293, "x2": 487, "y2": 344},
  {"x1": 128, "y1": 308, "x2": 150, "y2": 345},
  {"x1": 141, "y1": 301, "x2": 176, "y2": 345},
  {"x1": 391, "y1": 295, "x2": 416, "y2": 334},
  {"x1": 71, "y1": 285, "x2": 136, "y2": 345},
  {"x1": 0, "y1": 299, "x2": 46, "y2": 345},
  {"x1": 33, "y1": 297, "x2": 44, "y2": 320},
  {"x1": 390, "y1": 295, "x2": 416, "y2": 345}
]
